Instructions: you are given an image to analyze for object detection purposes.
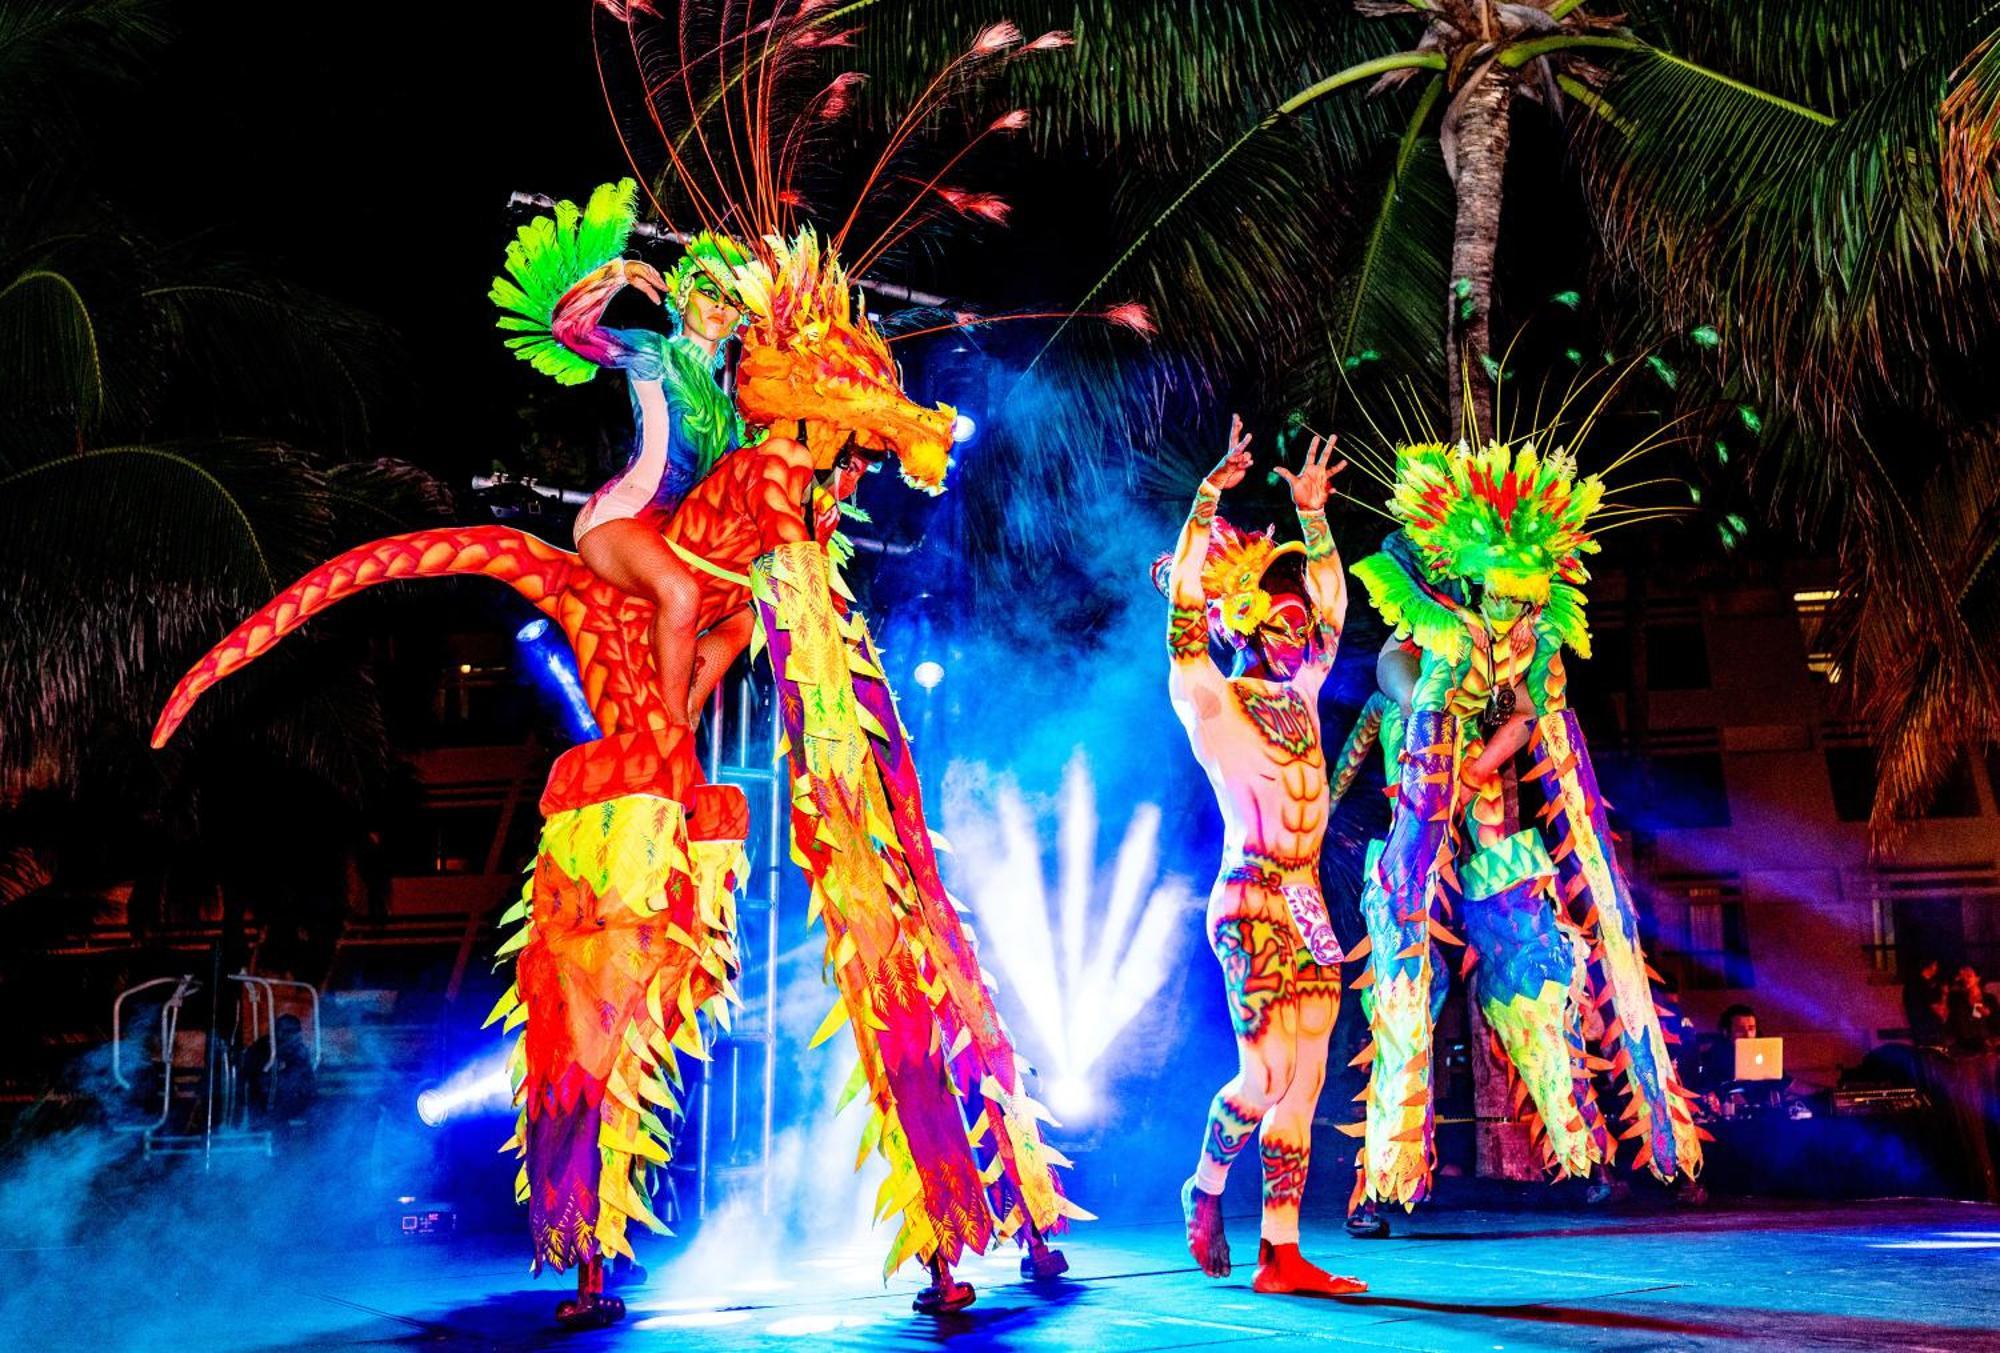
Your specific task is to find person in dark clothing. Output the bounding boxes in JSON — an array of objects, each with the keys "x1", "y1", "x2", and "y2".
[
  {"x1": 1904, "y1": 958, "x2": 1950, "y2": 1047},
  {"x1": 1936, "y1": 964, "x2": 1998, "y2": 1203}
]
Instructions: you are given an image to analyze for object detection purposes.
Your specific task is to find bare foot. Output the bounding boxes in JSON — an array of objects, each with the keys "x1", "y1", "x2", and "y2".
[
  {"x1": 1182, "y1": 1176, "x2": 1231, "y2": 1278},
  {"x1": 1252, "y1": 1240, "x2": 1366, "y2": 1296}
]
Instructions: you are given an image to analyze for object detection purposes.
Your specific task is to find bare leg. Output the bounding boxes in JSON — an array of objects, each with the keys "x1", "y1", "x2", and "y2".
[
  {"x1": 578, "y1": 518, "x2": 703, "y2": 727},
  {"x1": 1187, "y1": 911, "x2": 1299, "y2": 1279},
  {"x1": 1252, "y1": 969, "x2": 1366, "y2": 1296},
  {"x1": 687, "y1": 609, "x2": 755, "y2": 721},
  {"x1": 1465, "y1": 696, "x2": 1534, "y2": 787},
  {"x1": 1377, "y1": 637, "x2": 1418, "y2": 717}
]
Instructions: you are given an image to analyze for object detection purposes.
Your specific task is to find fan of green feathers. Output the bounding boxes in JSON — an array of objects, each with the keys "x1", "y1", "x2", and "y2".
[{"x1": 490, "y1": 179, "x2": 639, "y2": 386}]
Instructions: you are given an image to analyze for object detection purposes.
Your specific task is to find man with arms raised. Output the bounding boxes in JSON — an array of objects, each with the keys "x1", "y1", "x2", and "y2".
[{"x1": 1160, "y1": 418, "x2": 1366, "y2": 1297}]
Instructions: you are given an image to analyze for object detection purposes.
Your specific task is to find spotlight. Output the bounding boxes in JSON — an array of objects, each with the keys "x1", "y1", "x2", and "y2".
[
  {"x1": 514, "y1": 615, "x2": 599, "y2": 741},
  {"x1": 950, "y1": 413, "x2": 978, "y2": 444},
  {"x1": 913, "y1": 660, "x2": 945, "y2": 690},
  {"x1": 414, "y1": 1051, "x2": 513, "y2": 1127},
  {"x1": 1047, "y1": 1076, "x2": 1095, "y2": 1122}
]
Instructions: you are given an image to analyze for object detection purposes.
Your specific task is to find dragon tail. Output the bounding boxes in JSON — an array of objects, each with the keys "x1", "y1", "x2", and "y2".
[
  {"x1": 1327, "y1": 692, "x2": 1390, "y2": 813},
  {"x1": 151, "y1": 526, "x2": 579, "y2": 748}
]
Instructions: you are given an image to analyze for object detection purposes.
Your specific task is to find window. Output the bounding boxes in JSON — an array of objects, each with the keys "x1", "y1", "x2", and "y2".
[
  {"x1": 1650, "y1": 875, "x2": 1754, "y2": 990},
  {"x1": 1792, "y1": 587, "x2": 1844, "y2": 684},
  {"x1": 1859, "y1": 866, "x2": 2000, "y2": 981},
  {"x1": 1589, "y1": 600, "x2": 1711, "y2": 693}
]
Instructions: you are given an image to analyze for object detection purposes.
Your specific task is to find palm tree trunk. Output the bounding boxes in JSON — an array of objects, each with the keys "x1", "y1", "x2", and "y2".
[{"x1": 1445, "y1": 62, "x2": 1515, "y2": 444}]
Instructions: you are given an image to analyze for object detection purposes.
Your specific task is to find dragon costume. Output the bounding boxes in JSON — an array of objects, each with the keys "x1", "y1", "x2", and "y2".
[
  {"x1": 150, "y1": 522, "x2": 751, "y2": 1313},
  {"x1": 153, "y1": 2, "x2": 1085, "y2": 1320},
  {"x1": 1332, "y1": 438, "x2": 1705, "y2": 1211}
]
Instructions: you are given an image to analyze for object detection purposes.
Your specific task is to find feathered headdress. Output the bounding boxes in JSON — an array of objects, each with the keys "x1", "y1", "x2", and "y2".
[
  {"x1": 1389, "y1": 440, "x2": 1602, "y2": 604},
  {"x1": 1150, "y1": 516, "x2": 1307, "y2": 639}
]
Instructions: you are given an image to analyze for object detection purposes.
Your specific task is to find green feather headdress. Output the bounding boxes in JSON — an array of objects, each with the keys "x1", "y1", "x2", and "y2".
[
  {"x1": 1390, "y1": 439, "x2": 1603, "y2": 605},
  {"x1": 666, "y1": 232, "x2": 751, "y2": 308},
  {"x1": 489, "y1": 180, "x2": 640, "y2": 386},
  {"x1": 1354, "y1": 439, "x2": 1604, "y2": 660}
]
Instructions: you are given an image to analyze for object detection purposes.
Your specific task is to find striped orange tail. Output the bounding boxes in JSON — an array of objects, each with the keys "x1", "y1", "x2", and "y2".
[{"x1": 151, "y1": 526, "x2": 579, "y2": 749}]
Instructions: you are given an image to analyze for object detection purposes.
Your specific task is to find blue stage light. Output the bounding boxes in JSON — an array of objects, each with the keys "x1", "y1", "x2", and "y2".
[
  {"x1": 950, "y1": 413, "x2": 978, "y2": 444},
  {"x1": 515, "y1": 615, "x2": 599, "y2": 741},
  {"x1": 415, "y1": 1051, "x2": 512, "y2": 1127},
  {"x1": 913, "y1": 660, "x2": 945, "y2": 690}
]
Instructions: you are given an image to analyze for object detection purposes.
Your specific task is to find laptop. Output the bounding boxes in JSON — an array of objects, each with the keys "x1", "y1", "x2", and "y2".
[{"x1": 1734, "y1": 1036, "x2": 1784, "y2": 1082}]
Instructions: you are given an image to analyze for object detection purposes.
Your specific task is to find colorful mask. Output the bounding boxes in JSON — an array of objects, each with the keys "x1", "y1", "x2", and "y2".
[
  {"x1": 1199, "y1": 517, "x2": 1308, "y2": 640},
  {"x1": 667, "y1": 231, "x2": 751, "y2": 311}
]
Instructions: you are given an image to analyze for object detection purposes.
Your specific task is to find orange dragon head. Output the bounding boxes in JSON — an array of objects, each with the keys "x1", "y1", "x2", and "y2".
[{"x1": 730, "y1": 230, "x2": 957, "y2": 494}]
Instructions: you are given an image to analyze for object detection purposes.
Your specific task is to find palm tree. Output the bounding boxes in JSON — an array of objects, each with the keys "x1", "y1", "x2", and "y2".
[
  {"x1": 834, "y1": 0, "x2": 2000, "y2": 849},
  {"x1": 0, "y1": 2, "x2": 450, "y2": 944}
]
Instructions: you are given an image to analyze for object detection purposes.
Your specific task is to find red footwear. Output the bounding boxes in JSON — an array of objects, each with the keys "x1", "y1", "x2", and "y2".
[
  {"x1": 913, "y1": 1255, "x2": 976, "y2": 1314},
  {"x1": 1252, "y1": 1240, "x2": 1367, "y2": 1296},
  {"x1": 1181, "y1": 1176, "x2": 1231, "y2": 1278}
]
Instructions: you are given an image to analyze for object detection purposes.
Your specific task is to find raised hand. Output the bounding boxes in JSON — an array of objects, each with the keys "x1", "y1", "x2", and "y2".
[
  {"x1": 623, "y1": 259, "x2": 668, "y2": 304},
  {"x1": 1204, "y1": 413, "x2": 1254, "y2": 493},
  {"x1": 1273, "y1": 433, "x2": 1346, "y2": 513}
]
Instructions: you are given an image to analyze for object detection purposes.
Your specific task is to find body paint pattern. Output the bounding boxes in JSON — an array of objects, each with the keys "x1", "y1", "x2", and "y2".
[{"x1": 1232, "y1": 684, "x2": 1318, "y2": 762}]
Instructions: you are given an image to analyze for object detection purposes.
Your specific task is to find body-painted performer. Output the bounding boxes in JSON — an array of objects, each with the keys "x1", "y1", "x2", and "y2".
[
  {"x1": 1160, "y1": 419, "x2": 1366, "y2": 1297},
  {"x1": 493, "y1": 178, "x2": 755, "y2": 725},
  {"x1": 1330, "y1": 437, "x2": 1706, "y2": 1215}
]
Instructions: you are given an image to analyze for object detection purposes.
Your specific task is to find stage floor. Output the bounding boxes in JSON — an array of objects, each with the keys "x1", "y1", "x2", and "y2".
[{"x1": 31, "y1": 1198, "x2": 2000, "y2": 1351}]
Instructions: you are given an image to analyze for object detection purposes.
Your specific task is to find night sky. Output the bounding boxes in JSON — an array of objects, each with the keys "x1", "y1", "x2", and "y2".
[
  {"x1": 78, "y1": 3, "x2": 1115, "y2": 504},
  {"x1": 88, "y1": 4, "x2": 629, "y2": 483}
]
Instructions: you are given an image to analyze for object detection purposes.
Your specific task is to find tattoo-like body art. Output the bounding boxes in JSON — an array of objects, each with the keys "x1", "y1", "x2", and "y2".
[
  {"x1": 1298, "y1": 508, "x2": 1334, "y2": 560},
  {"x1": 1202, "y1": 1092, "x2": 1263, "y2": 1174},
  {"x1": 1232, "y1": 684, "x2": 1317, "y2": 761},
  {"x1": 1168, "y1": 602, "x2": 1210, "y2": 660},
  {"x1": 1192, "y1": 484, "x2": 1221, "y2": 528},
  {"x1": 1210, "y1": 918, "x2": 1291, "y2": 1041},
  {"x1": 1259, "y1": 1138, "x2": 1312, "y2": 1210}
]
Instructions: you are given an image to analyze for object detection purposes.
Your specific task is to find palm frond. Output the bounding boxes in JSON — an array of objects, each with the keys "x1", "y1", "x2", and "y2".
[
  {"x1": 140, "y1": 273, "x2": 394, "y2": 452},
  {"x1": 1626, "y1": 0, "x2": 2000, "y2": 117},
  {"x1": 832, "y1": 0, "x2": 1418, "y2": 171},
  {"x1": 1944, "y1": 28, "x2": 2000, "y2": 239},
  {"x1": 0, "y1": 265, "x2": 105, "y2": 445},
  {"x1": 0, "y1": 0, "x2": 167, "y2": 165},
  {"x1": 1306, "y1": 93, "x2": 1453, "y2": 429},
  {"x1": 1580, "y1": 33, "x2": 2000, "y2": 433},
  {"x1": 0, "y1": 441, "x2": 448, "y2": 796}
]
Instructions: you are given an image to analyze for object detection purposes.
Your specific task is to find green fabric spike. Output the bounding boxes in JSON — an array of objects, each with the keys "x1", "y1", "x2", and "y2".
[
  {"x1": 489, "y1": 179, "x2": 639, "y2": 386},
  {"x1": 1541, "y1": 582, "x2": 1592, "y2": 658},
  {"x1": 1352, "y1": 551, "x2": 1468, "y2": 663}
]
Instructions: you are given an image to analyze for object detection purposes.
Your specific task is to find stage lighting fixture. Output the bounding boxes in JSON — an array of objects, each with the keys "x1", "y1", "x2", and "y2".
[
  {"x1": 913, "y1": 660, "x2": 945, "y2": 690},
  {"x1": 515, "y1": 616, "x2": 600, "y2": 740},
  {"x1": 954, "y1": 752, "x2": 1193, "y2": 1132},
  {"x1": 414, "y1": 1051, "x2": 513, "y2": 1127},
  {"x1": 950, "y1": 413, "x2": 978, "y2": 444}
]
